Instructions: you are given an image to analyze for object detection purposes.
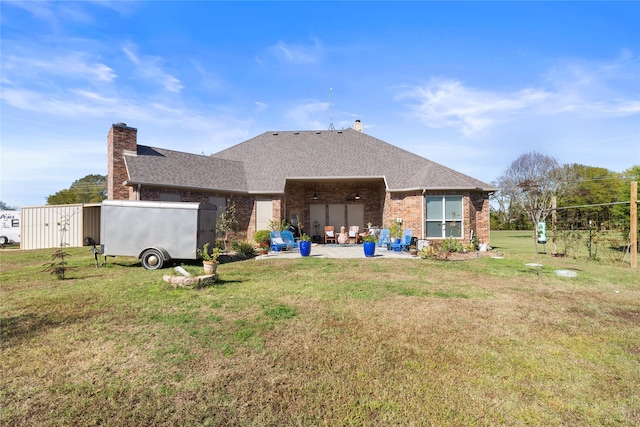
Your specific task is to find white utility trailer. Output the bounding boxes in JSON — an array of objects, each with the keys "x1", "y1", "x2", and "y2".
[
  {"x1": 0, "y1": 211, "x2": 20, "y2": 245},
  {"x1": 99, "y1": 200, "x2": 217, "y2": 269}
]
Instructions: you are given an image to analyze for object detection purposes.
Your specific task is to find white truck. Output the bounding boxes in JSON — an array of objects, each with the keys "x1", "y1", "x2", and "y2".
[
  {"x1": 0, "y1": 211, "x2": 20, "y2": 245},
  {"x1": 98, "y1": 200, "x2": 217, "y2": 269}
]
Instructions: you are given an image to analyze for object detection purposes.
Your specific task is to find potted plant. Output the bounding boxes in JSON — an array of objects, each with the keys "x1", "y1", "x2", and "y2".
[
  {"x1": 362, "y1": 234, "x2": 377, "y2": 257},
  {"x1": 299, "y1": 233, "x2": 312, "y2": 257},
  {"x1": 254, "y1": 229, "x2": 271, "y2": 255},
  {"x1": 197, "y1": 242, "x2": 220, "y2": 275},
  {"x1": 409, "y1": 245, "x2": 418, "y2": 256}
]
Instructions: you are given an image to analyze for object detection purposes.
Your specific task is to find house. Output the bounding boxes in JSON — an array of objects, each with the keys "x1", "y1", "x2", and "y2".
[{"x1": 107, "y1": 121, "x2": 496, "y2": 245}]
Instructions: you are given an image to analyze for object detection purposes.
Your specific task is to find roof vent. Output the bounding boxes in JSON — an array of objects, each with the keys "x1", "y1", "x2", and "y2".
[
  {"x1": 272, "y1": 132, "x2": 278, "y2": 135},
  {"x1": 315, "y1": 131, "x2": 321, "y2": 134},
  {"x1": 294, "y1": 132, "x2": 300, "y2": 135},
  {"x1": 353, "y1": 120, "x2": 363, "y2": 132}
]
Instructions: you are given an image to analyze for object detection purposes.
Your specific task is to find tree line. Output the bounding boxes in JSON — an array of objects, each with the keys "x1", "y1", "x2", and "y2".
[{"x1": 491, "y1": 152, "x2": 639, "y2": 231}]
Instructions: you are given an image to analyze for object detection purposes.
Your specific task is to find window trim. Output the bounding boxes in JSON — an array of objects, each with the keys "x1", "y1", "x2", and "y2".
[{"x1": 425, "y1": 195, "x2": 464, "y2": 239}]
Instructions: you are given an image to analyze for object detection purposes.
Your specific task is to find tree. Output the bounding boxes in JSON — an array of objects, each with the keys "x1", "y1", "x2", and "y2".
[
  {"x1": 47, "y1": 174, "x2": 107, "y2": 205},
  {"x1": 215, "y1": 200, "x2": 237, "y2": 252},
  {"x1": 490, "y1": 187, "x2": 532, "y2": 230},
  {"x1": 612, "y1": 165, "x2": 640, "y2": 237},
  {"x1": 557, "y1": 164, "x2": 625, "y2": 227},
  {"x1": 497, "y1": 152, "x2": 572, "y2": 227},
  {"x1": 0, "y1": 201, "x2": 18, "y2": 210},
  {"x1": 496, "y1": 152, "x2": 573, "y2": 282}
]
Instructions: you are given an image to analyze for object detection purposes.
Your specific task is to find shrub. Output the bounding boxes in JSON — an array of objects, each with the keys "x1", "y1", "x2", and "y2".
[
  {"x1": 231, "y1": 240, "x2": 256, "y2": 259},
  {"x1": 441, "y1": 237, "x2": 464, "y2": 253},
  {"x1": 418, "y1": 245, "x2": 440, "y2": 259},
  {"x1": 254, "y1": 230, "x2": 271, "y2": 245}
]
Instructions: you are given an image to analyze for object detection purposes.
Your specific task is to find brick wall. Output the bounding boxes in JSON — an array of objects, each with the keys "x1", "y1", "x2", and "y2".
[
  {"x1": 284, "y1": 181, "x2": 385, "y2": 234},
  {"x1": 385, "y1": 191, "x2": 423, "y2": 236},
  {"x1": 107, "y1": 123, "x2": 137, "y2": 200}
]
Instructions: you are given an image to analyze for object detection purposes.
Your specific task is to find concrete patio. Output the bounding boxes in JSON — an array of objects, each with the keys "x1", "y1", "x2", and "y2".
[{"x1": 255, "y1": 243, "x2": 419, "y2": 260}]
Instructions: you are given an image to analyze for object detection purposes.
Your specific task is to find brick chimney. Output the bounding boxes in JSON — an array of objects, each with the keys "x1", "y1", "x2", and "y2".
[
  {"x1": 353, "y1": 119, "x2": 363, "y2": 132},
  {"x1": 107, "y1": 123, "x2": 137, "y2": 200}
]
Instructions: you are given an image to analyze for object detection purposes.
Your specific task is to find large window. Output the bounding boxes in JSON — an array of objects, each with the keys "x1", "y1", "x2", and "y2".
[{"x1": 426, "y1": 196, "x2": 463, "y2": 238}]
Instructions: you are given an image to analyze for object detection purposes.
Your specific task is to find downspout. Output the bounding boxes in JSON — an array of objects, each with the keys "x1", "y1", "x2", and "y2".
[
  {"x1": 421, "y1": 188, "x2": 426, "y2": 239},
  {"x1": 136, "y1": 184, "x2": 141, "y2": 201}
]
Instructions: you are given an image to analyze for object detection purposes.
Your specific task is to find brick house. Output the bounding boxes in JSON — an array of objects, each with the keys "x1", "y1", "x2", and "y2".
[{"x1": 107, "y1": 121, "x2": 496, "y2": 245}]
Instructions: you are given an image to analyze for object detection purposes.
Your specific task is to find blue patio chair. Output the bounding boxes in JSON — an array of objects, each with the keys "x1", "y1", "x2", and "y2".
[
  {"x1": 280, "y1": 229, "x2": 297, "y2": 251},
  {"x1": 270, "y1": 231, "x2": 287, "y2": 252},
  {"x1": 377, "y1": 228, "x2": 391, "y2": 250},
  {"x1": 390, "y1": 229, "x2": 413, "y2": 253}
]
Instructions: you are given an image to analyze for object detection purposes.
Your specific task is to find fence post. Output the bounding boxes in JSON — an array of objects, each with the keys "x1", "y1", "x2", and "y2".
[
  {"x1": 631, "y1": 181, "x2": 637, "y2": 269},
  {"x1": 551, "y1": 196, "x2": 557, "y2": 256}
]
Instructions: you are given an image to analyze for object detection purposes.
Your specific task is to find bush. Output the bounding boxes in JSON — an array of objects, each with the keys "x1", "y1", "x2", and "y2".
[
  {"x1": 418, "y1": 246, "x2": 439, "y2": 259},
  {"x1": 441, "y1": 237, "x2": 464, "y2": 253},
  {"x1": 254, "y1": 230, "x2": 271, "y2": 245},
  {"x1": 231, "y1": 240, "x2": 256, "y2": 259}
]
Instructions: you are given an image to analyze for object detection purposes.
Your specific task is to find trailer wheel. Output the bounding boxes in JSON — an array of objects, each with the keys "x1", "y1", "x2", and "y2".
[
  {"x1": 141, "y1": 248, "x2": 164, "y2": 270},
  {"x1": 0, "y1": 236, "x2": 8, "y2": 245}
]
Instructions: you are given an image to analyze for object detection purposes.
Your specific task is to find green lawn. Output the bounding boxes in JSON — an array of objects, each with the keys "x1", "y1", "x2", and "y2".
[{"x1": 1, "y1": 232, "x2": 638, "y2": 426}]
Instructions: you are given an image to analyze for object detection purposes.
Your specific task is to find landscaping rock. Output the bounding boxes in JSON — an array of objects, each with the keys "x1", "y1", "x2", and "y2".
[{"x1": 163, "y1": 274, "x2": 217, "y2": 288}]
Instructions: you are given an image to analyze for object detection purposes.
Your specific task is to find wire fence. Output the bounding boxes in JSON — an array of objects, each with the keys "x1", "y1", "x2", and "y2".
[{"x1": 551, "y1": 201, "x2": 636, "y2": 264}]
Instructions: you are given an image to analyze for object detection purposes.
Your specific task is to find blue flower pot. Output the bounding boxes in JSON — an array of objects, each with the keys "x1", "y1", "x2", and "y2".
[
  {"x1": 299, "y1": 241, "x2": 311, "y2": 257},
  {"x1": 363, "y1": 241, "x2": 376, "y2": 257}
]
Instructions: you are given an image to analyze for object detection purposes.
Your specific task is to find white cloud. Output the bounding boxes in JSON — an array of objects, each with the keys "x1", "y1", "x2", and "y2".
[
  {"x1": 543, "y1": 53, "x2": 640, "y2": 116},
  {"x1": 122, "y1": 44, "x2": 184, "y2": 93},
  {"x1": 265, "y1": 38, "x2": 324, "y2": 64},
  {"x1": 396, "y1": 79, "x2": 550, "y2": 137},
  {"x1": 284, "y1": 100, "x2": 330, "y2": 129},
  {"x1": 2, "y1": 51, "x2": 116, "y2": 83},
  {"x1": 254, "y1": 101, "x2": 269, "y2": 112},
  {"x1": 397, "y1": 54, "x2": 640, "y2": 137}
]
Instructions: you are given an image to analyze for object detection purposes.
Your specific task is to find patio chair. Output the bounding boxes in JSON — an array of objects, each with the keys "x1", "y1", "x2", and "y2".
[
  {"x1": 348, "y1": 225, "x2": 359, "y2": 244},
  {"x1": 280, "y1": 229, "x2": 298, "y2": 251},
  {"x1": 324, "y1": 226, "x2": 336, "y2": 244},
  {"x1": 377, "y1": 228, "x2": 391, "y2": 250},
  {"x1": 390, "y1": 229, "x2": 413, "y2": 253},
  {"x1": 270, "y1": 231, "x2": 287, "y2": 252}
]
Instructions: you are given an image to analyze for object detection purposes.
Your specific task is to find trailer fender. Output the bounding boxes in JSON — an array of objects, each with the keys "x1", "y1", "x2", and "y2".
[{"x1": 139, "y1": 247, "x2": 171, "y2": 270}]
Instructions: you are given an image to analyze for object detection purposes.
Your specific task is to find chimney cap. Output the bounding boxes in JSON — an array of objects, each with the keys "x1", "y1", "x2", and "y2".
[{"x1": 113, "y1": 122, "x2": 137, "y2": 130}]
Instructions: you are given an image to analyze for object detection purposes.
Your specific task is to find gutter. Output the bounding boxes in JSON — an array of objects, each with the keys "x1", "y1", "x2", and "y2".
[
  {"x1": 421, "y1": 188, "x2": 426, "y2": 239},
  {"x1": 124, "y1": 180, "x2": 250, "y2": 195}
]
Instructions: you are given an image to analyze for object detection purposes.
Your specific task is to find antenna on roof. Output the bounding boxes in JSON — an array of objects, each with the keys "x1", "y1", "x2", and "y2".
[{"x1": 328, "y1": 87, "x2": 335, "y2": 131}]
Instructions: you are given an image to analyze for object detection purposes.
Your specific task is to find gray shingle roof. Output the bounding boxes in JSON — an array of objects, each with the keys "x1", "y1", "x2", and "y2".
[
  {"x1": 125, "y1": 146, "x2": 247, "y2": 192},
  {"x1": 125, "y1": 129, "x2": 496, "y2": 194},
  {"x1": 212, "y1": 129, "x2": 496, "y2": 192}
]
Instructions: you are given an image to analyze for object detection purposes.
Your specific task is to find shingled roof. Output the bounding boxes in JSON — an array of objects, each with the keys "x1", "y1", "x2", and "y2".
[
  {"x1": 125, "y1": 146, "x2": 247, "y2": 192},
  {"x1": 124, "y1": 128, "x2": 495, "y2": 194}
]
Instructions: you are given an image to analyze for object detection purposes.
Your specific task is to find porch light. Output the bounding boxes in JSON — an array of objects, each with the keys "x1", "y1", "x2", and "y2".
[
  {"x1": 354, "y1": 182, "x2": 361, "y2": 200},
  {"x1": 313, "y1": 184, "x2": 318, "y2": 200}
]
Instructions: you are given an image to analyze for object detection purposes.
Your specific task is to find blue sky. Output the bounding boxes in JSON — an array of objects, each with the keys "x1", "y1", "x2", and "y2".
[{"x1": 1, "y1": 1, "x2": 639, "y2": 207}]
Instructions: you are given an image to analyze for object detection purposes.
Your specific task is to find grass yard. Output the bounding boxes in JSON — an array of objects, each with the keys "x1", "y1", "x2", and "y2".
[{"x1": 1, "y1": 232, "x2": 639, "y2": 426}]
